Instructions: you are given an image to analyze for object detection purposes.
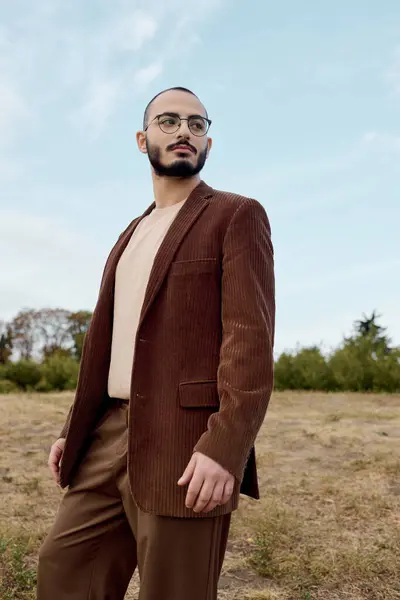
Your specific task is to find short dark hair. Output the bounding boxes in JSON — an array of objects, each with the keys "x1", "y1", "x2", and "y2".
[{"x1": 142, "y1": 86, "x2": 208, "y2": 130}]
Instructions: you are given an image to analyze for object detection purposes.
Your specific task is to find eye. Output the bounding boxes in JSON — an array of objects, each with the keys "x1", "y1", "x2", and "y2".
[
  {"x1": 190, "y1": 118, "x2": 206, "y2": 133},
  {"x1": 160, "y1": 115, "x2": 179, "y2": 126}
]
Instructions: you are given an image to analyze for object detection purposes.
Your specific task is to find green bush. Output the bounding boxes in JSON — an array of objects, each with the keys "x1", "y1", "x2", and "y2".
[
  {"x1": 273, "y1": 352, "x2": 297, "y2": 390},
  {"x1": 326, "y1": 336, "x2": 400, "y2": 392},
  {"x1": 275, "y1": 343, "x2": 400, "y2": 393},
  {"x1": 274, "y1": 346, "x2": 336, "y2": 391},
  {"x1": 34, "y1": 377, "x2": 54, "y2": 393},
  {"x1": 371, "y1": 348, "x2": 400, "y2": 393},
  {"x1": 0, "y1": 379, "x2": 19, "y2": 394},
  {"x1": 5, "y1": 360, "x2": 42, "y2": 390},
  {"x1": 40, "y1": 354, "x2": 79, "y2": 391},
  {"x1": 63, "y1": 375, "x2": 79, "y2": 390},
  {"x1": 0, "y1": 363, "x2": 9, "y2": 379}
]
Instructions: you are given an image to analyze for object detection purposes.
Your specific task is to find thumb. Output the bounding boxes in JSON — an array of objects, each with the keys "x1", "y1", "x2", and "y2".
[{"x1": 177, "y1": 454, "x2": 197, "y2": 485}]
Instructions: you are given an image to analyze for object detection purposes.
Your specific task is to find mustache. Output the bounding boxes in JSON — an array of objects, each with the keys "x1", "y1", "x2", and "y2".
[{"x1": 167, "y1": 142, "x2": 197, "y2": 154}]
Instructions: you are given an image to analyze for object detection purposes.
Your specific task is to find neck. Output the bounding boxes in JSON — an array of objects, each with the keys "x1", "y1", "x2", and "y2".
[{"x1": 151, "y1": 172, "x2": 202, "y2": 209}]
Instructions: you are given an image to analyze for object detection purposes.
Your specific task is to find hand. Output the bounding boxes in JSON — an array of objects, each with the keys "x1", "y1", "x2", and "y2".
[
  {"x1": 177, "y1": 451, "x2": 235, "y2": 513},
  {"x1": 48, "y1": 438, "x2": 66, "y2": 485}
]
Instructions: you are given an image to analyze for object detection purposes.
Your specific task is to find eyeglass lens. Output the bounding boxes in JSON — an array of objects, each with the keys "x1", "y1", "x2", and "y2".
[{"x1": 158, "y1": 114, "x2": 208, "y2": 136}]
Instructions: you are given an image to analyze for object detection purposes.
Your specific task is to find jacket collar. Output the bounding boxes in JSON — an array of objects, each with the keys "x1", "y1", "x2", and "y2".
[{"x1": 92, "y1": 179, "x2": 214, "y2": 334}]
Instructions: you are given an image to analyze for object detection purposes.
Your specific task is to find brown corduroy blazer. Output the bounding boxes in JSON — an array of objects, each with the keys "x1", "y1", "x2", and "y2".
[{"x1": 58, "y1": 180, "x2": 275, "y2": 518}]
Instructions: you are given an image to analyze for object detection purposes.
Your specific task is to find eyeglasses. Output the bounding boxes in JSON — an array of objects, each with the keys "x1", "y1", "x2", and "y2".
[{"x1": 144, "y1": 113, "x2": 212, "y2": 137}]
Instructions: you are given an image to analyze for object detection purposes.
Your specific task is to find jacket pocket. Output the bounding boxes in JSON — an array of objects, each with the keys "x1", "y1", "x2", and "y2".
[
  {"x1": 170, "y1": 258, "x2": 217, "y2": 276},
  {"x1": 179, "y1": 380, "x2": 220, "y2": 408}
]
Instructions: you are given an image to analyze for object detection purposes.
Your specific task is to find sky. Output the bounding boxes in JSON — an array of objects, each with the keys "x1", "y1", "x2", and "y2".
[{"x1": 1, "y1": 0, "x2": 399, "y2": 358}]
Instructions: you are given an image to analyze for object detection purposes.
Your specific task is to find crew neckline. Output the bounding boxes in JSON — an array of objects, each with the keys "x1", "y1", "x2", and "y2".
[{"x1": 152, "y1": 197, "x2": 187, "y2": 213}]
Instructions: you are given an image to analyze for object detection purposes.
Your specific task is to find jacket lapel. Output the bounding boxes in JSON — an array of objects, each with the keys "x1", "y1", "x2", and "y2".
[
  {"x1": 138, "y1": 179, "x2": 214, "y2": 329},
  {"x1": 90, "y1": 179, "x2": 214, "y2": 341},
  {"x1": 69, "y1": 179, "x2": 214, "y2": 417}
]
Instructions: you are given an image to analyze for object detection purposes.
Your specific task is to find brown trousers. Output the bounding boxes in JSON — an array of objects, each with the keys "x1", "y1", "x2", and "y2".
[{"x1": 37, "y1": 398, "x2": 232, "y2": 600}]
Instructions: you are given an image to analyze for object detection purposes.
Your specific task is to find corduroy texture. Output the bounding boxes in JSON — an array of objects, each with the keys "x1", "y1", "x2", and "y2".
[{"x1": 58, "y1": 180, "x2": 275, "y2": 518}]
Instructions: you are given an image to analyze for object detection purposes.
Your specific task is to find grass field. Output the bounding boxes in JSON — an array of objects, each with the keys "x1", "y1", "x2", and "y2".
[{"x1": 0, "y1": 390, "x2": 399, "y2": 599}]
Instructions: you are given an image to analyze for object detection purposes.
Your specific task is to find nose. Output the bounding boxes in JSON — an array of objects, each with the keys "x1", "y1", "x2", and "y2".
[{"x1": 178, "y1": 119, "x2": 191, "y2": 137}]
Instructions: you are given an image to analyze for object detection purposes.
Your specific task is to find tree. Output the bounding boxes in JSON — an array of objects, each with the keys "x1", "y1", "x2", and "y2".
[
  {"x1": 7, "y1": 308, "x2": 93, "y2": 361},
  {"x1": 67, "y1": 310, "x2": 92, "y2": 360},
  {"x1": 9, "y1": 309, "x2": 38, "y2": 360},
  {"x1": 35, "y1": 308, "x2": 75, "y2": 359},
  {"x1": 351, "y1": 309, "x2": 392, "y2": 355},
  {"x1": 0, "y1": 320, "x2": 13, "y2": 364},
  {"x1": 328, "y1": 311, "x2": 399, "y2": 392}
]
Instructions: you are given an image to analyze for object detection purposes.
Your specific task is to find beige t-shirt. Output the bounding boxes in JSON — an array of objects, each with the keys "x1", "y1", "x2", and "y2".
[{"x1": 107, "y1": 197, "x2": 187, "y2": 400}]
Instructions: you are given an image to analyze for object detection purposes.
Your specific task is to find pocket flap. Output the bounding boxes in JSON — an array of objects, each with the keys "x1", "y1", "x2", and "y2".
[
  {"x1": 170, "y1": 258, "x2": 217, "y2": 276},
  {"x1": 179, "y1": 380, "x2": 220, "y2": 408}
]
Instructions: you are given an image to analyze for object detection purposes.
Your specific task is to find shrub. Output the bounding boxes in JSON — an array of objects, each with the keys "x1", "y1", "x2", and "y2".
[
  {"x1": 0, "y1": 363, "x2": 9, "y2": 379},
  {"x1": 371, "y1": 348, "x2": 400, "y2": 393},
  {"x1": 274, "y1": 346, "x2": 336, "y2": 391},
  {"x1": 0, "y1": 379, "x2": 19, "y2": 394},
  {"x1": 328, "y1": 337, "x2": 386, "y2": 392},
  {"x1": 40, "y1": 354, "x2": 79, "y2": 391},
  {"x1": 5, "y1": 360, "x2": 42, "y2": 390},
  {"x1": 34, "y1": 377, "x2": 54, "y2": 393}
]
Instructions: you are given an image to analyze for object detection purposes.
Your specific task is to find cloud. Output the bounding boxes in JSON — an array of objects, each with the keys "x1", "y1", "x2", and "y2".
[
  {"x1": 0, "y1": 0, "x2": 223, "y2": 139},
  {"x1": 62, "y1": 8, "x2": 162, "y2": 136},
  {"x1": 133, "y1": 62, "x2": 163, "y2": 89},
  {"x1": 73, "y1": 60, "x2": 164, "y2": 139},
  {"x1": 0, "y1": 210, "x2": 105, "y2": 321},
  {"x1": 362, "y1": 130, "x2": 400, "y2": 151},
  {"x1": 386, "y1": 45, "x2": 400, "y2": 97},
  {"x1": 270, "y1": 186, "x2": 361, "y2": 217},
  {"x1": 0, "y1": 158, "x2": 23, "y2": 182},
  {"x1": 363, "y1": 131, "x2": 378, "y2": 143},
  {"x1": 111, "y1": 10, "x2": 158, "y2": 52},
  {"x1": 0, "y1": 71, "x2": 31, "y2": 147},
  {"x1": 0, "y1": 28, "x2": 32, "y2": 178},
  {"x1": 58, "y1": 2, "x2": 220, "y2": 135},
  {"x1": 276, "y1": 312, "x2": 357, "y2": 356},
  {"x1": 280, "y1": 258, "x2": 400, "y2": 297},
  {"x1": 72, "y1": 76, "x2": 122, "y2": 140},
  {"x1": 251, "y1": 129, "x2": 400, "y2": 202}
]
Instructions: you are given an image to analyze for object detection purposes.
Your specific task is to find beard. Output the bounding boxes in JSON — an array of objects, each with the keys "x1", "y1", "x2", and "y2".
[{"x1": 146, "y1": 139, "x2": 208, "y2": 178}]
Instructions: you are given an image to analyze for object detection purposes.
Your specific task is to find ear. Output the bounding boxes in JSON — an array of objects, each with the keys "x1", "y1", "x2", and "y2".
[
  {"x1": 136, "y1": 131, "x2": 148, "y2": 154},
  {"x1": 206, "y1": 136, "x2": 212, "y2": 158}
]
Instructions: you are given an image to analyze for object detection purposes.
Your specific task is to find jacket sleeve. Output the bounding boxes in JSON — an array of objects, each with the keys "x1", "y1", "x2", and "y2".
[
  {"x1": 59, "y1": 405, "x2": 73, "y2": 439},
  {"x1": 193, "y1": 198, "x2": 275, "y2": 483},
  {"x1": 58, "y1": 332, "x2": 89, "y2": 439}
]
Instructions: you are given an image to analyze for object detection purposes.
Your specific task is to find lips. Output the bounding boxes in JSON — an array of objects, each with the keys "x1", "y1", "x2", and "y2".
[{"x1": 172, "y1": 145, "x2": 194, "y2": 153}]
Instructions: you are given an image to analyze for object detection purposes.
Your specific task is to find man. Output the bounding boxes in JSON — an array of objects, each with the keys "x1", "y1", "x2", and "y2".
[{"x1": 37, "y1": 86, "x2": 275, "y2": 600}]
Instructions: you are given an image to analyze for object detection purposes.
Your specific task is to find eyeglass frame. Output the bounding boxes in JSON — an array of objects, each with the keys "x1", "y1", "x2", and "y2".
[{"x1": 144, "y1": 112, "x2": 212, "y2": 137}]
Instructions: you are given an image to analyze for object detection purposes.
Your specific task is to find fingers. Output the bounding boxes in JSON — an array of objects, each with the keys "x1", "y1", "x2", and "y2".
[
  {"x1": 185, "y1": 471, "x2": 205, "y2": 509},
  {"x1": 177, "y1": 454, "x2": 196, "y2": 487},
  {"x1": 201, "y1": 480, "x2": 225, "y2": 513},
  {"x1": 190, "y1": 477, "x2": 235, "y2": 513},
  {"x1": 48, "y1": 441, "x2": 64, "y2": 484},
  {"x1": 192, "y1": 480, "x2": 215, "y2": 513},
  {"x1": 221, "y1": 478, "x2": 235, "y2": 505}
]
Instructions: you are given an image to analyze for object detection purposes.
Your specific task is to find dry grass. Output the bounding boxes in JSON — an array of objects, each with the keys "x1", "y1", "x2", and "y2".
[{"x1": 0, "y1": 390, "x2": 399, "y2": 599}]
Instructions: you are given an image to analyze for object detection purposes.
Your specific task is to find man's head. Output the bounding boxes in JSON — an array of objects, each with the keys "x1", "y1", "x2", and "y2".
[{"x1": 137, "y1": 87, "x2": 212, "y2": 178}]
